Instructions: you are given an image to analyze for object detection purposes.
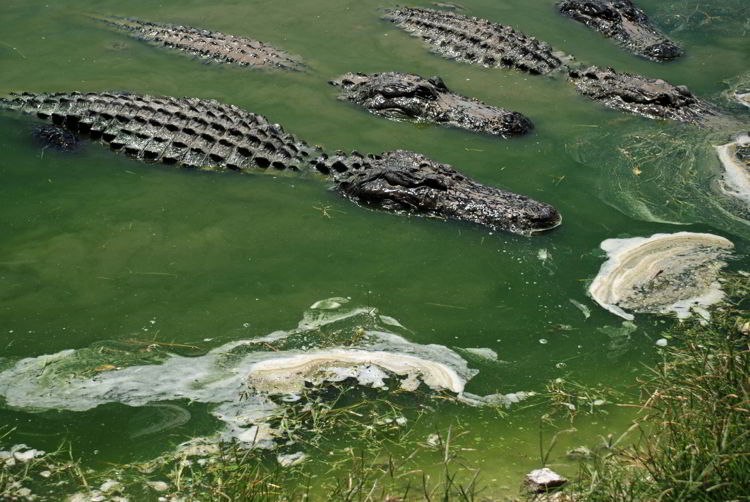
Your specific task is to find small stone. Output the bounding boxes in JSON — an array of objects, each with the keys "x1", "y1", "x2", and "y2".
[
  {"x1": 40, "y1": 470, "x2": 52, "y2": 478},
  {"x1": 426, "y1": 433, "x2": 440, "y2": 448},
  {"x1": 13, "y1": 449, "x2": 42, "y2": 462},
  {"x1": 147, "y1": 481, "x2": 169, "y2": 492},
  {"x1": 90, "y1": 491, "x2": 106, "y2": 502},
  {"x1": 656, "y1": 338, "x2": 668, "y2": 347},
  {"x1": 17, "y1": 487, "x2": 32, "y2": 497},
  {"x1": 100, "y1": 479, "x2": 122, "y2": 493},
  {"x1": 277, "y1": 451, "x2": 308, "y2": 467},
  {"x1": 523, "y1": 468, "x2": 568, "y2": 493}
]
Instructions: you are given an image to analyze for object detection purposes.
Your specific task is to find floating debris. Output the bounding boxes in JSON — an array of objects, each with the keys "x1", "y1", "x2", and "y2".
[
  {"x1": 0, "y1": 299, "x2": 518, "y2": 451},
  {"x1": 277, "y1": 451, "x2": 308, "y2": 467},
  {"x1": 461, "y1": 347, "x2": 499, "y2": 361},
  {"x1": 569, "y1": 298, "x2": 591, "y2": 319},
  {"x1": 737, "y1": 93, "x2": 750, "y2": 109},
  {"x1": 247, "y1": 348, "x2": 467, "y2": 394},
  {"x1": 716, "y1": 133, "x2": 750, "y2": 206},
  {"x1": 589, "y1": 232, "x2": 734, "y2": 320},
  {"x1": 379, "y1": 315, "x2": 410, "y2": 331},
  {"x1": 310, "y1": 297, "x2": 349, "y2": 310}
]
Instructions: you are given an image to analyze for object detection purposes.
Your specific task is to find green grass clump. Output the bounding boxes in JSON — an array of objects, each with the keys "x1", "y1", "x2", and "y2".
[{"x1": 571, "y1": 276, "x2": 750, "y2": 502}]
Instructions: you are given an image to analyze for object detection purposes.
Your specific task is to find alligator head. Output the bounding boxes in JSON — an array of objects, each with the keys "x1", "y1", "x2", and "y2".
[
  {"x1": 316, "y1": 150, "x2": 561, "y2": 235},
  {"x1": 330, "y1": 71, "x2": 533, "y2": 138}
]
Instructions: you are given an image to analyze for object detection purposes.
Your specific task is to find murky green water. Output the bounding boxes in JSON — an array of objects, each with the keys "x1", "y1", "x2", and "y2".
[{"x1": 0, "y1": 0, "x2": 748, "y2": 498}]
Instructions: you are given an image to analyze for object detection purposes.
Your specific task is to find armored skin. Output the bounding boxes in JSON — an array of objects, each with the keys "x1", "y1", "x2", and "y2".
[
  {"x1": 382, "y1": 7, "x2": 571, "y2": 75},
  {"x1": 93, "y1": 16, "x2": 304, "y2": 71},
  {"x1": 0, "y1": 91, "x2": 561, "y2": 235},
  {"x1": 568, "y1": 66, "x2": 719, "y2": 125},
  {"x1": 329, "y1": 72, "x2": 533, "y2": 138},
  {"x1": 557, "y1": 0, "x2": 682, "y2": 61}
]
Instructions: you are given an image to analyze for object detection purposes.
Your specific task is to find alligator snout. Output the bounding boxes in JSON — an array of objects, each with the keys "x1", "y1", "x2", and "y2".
[
  {"x1": 331, "y1": 150, "x2": 561, "y2": 235},
  {"x1": 518, "y1": 202, "x2": 563, "y2": 234},
  {"x1": 643, "y1": 41, "x2": 683, "y2": 61}
]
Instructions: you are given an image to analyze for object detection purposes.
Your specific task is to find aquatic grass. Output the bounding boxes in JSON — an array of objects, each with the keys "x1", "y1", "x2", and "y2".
[
  {"x1": 152, "y1": 383, "x2": 488, "y2": 501},
  {"x1": 0, "y1": 438, "x2": 89, "y2": 501},
  {"x1": 565, "y1": 275, "x2": 750, "y2": 502}
]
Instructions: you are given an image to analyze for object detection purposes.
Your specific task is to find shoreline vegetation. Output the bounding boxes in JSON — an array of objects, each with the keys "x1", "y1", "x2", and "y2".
[
  {"x1": 2, "y1": 275, "x2": 749, "y2": 502},
  {"x1": 559, "y1": 274, "x2": 750, "y2": 502}
]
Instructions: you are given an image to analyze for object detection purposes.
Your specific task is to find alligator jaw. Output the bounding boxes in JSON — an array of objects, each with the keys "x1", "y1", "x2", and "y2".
[
  {"x1": 330, "y1": 71, "x2": 534, "y2": 138},
  {"x1": 328, "y1": 150, "x2": 561, "y2": 235}
]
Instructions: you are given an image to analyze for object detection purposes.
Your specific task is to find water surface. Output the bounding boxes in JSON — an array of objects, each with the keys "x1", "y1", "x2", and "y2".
[{"x1": 0, "y1": 0, "x2": 748, "y2": 498}]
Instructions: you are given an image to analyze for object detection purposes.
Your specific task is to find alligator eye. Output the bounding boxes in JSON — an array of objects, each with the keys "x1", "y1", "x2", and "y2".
[{"x1": 422, "y1": 177, "x2": 447, "y2": 190}]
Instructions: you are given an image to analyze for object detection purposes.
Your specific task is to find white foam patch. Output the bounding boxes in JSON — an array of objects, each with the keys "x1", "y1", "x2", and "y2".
[
  {"x1": 248, "y1": 349, "x2": 465, "y2": 394},
  {"x1": 461, "y1": 347, "x2": 499, "y2": 361},
  {"x1": 716, "y1": 133, "x2": 750, "y2": 205},
  {"x1": 0, "y1": 301, "x2": 484, "y2": 447},
  {"x1": 588, "y1": 232, "x2": 734, "y2": 320}
]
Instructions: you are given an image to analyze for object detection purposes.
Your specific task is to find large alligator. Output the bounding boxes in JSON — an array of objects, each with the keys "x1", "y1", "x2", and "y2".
[
  {"x1": 92, "y1": 15, "x2": 304, "y2": 71},
  {"x1": 382, "y1": 7, "x2": 572, "y2": 75},
  {"x1": 0, "y1": 92, "x2": 561, "y2": 235},
  {"x1": 556, "y1": 0, "x2": 682, "y2": 61},
  {"x1": 568, "y1": 66, "x2": 720, "y2": 125},
  {"x1": 329, "y1": 72, "x2": 533, "y2": 138},
  {"x1": 380, "y1": 7, "x2": 720, "y2": 125}
]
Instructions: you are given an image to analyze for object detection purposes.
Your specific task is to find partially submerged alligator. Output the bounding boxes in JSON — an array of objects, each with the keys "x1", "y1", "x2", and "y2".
[
  {"x1": 0, "y1": 92, "x2": 561, "y2": 235},
  {"x1": 380, "y1": 7, "x2": 718, "y2": 125},
  {"x1": 556, "y1": 0, "x2": 683, "y2": 61},
  {"x1": 92, "y1": 15, "x2": 304, "y2": 71},
  {"x1": 382, "y1": 7, "x2": 571, "y2": 75},
  {"x1": 329, "y1": 72, "x2": 533, "y2": 138},
  {"x1": 568, "y1": 66, "x2": 719, "y2": 125}
]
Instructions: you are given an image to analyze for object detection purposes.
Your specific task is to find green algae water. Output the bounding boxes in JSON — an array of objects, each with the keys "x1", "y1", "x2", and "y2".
[{"x1": 0, "y1": 0, "x2": 749, "y2": 499}]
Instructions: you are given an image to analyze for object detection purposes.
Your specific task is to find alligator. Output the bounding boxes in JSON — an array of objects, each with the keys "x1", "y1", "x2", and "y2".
[
  {"x1": 379, "y1": 7, "x2": 721, "y2": 125},
  {"x1": 382, "y1": 7, "x2": 572, "y2": 75},
  {"x1": 92, "y1": 15, "x2": 304, "y2": 71},
  {"x1": 568, "y1": 66, "x2": 719, "y2": 125},
  {"x1": 329, "y1": 72, "x2": 533, "y2": 138},
  {"x1": 0, "y1": 91, "x2": 561, "y2": 235},
  {"x1": 556, "y1": 0, "x2": 682, "y2": 61}
]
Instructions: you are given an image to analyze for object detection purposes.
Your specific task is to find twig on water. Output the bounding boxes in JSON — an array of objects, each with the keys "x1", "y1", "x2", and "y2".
[{"x1": 0, "y1": 40, "x2": 26, "y2": 59}]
